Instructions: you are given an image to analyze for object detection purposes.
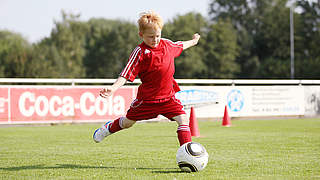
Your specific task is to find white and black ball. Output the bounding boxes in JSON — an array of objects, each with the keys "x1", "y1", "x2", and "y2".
[{"x1": 176, "y1": 142, "x2": 209, "y2": 172}]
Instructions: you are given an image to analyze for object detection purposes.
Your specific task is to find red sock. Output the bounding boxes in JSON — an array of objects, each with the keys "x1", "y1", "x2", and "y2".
[
  {"x1": 108, "y1": 118, "x2": 123, "y2": 133},
  {"x1": 177, "y1": 125, "x2": 192, "y2": 146}
]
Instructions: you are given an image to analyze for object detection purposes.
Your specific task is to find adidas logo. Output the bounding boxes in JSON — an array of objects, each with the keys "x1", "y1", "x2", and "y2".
[{"x1": 145, "y1": 49, "x2": 150, "y2": 54}]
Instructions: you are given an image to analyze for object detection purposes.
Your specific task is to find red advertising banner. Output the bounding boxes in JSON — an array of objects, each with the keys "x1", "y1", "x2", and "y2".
[
  {"x1": 0, "y1": 86, "x2": 136, "y2": 123},
  {"x1": 0, "y1": 87, "x2": 9, "y2": 122}
]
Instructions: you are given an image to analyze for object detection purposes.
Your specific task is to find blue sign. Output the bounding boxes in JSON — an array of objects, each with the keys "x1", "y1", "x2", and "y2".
[
  {"x1": 175, "y1": 89, "x2": 219, "y2": 106},
  {"x1": 227, "y1": 89, "x2": 244, "y2": 112}
]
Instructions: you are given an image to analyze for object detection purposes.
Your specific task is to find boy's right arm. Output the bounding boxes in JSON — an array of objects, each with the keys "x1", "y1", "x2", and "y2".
[
  {"x1": 181, "y1": 33, "x2": 200, "y2": 50},
  {"x1": 100, "y1": 45, "x2": 140, "y2": 98},
  {"x1": 100, "y1": 76, "x2": 127, "y2": 98}
]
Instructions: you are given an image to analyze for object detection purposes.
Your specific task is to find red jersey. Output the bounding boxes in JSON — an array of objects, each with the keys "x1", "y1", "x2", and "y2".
[{"x1": 120, "y1": 38, "x2": 183, "y2": 101}]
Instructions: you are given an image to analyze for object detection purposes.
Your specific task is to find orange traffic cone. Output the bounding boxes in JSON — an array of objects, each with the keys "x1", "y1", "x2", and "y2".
[
  {"x1": 222, "y1": 105, "x2": 231, "y2": 127},
  {"x1": 189, "y1": 107, "x2": 200, "y2": 137}
]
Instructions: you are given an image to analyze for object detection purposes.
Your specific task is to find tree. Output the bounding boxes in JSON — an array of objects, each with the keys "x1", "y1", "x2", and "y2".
[
  {"x1": 208, "y1": 0, "x2": 320, "y2": 78},
  {"x1": 0, "y1": 31, "x2": 31, "y2": 77},
  {"x1": 295, "y1": 0, "x2": 320, "y2": 78},
  {"x1": 83, "y1": 19, "x2": 139, "y2": 78},
  {"x1": 46, "y1": 11, "x2": 89, "y2": 78},
  {"x1": 27, "y1": 40, "x2": 64, "y2": 77},
  {"x1": 163, "y1": 12, "x2": 207, "y2": 78},
  {"x1": 204, "y1": 19, "x2": 240, "y2": 78},
  {"x1": 209, "y1": 0, "x2": 262, "y2": 78},
  {"x1": 255, "y1": 0, "x2": 291, "y2": 78}
]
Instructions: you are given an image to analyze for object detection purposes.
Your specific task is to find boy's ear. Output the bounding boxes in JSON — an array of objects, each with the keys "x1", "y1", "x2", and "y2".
[{"x1": 139, "y1": 31, "x2": 143, "y2": 38}]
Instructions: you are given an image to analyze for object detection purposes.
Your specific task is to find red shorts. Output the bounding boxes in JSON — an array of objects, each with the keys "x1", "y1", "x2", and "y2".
[{"x1": 126, "y1": 96, "x2": 186, "y2": 121}]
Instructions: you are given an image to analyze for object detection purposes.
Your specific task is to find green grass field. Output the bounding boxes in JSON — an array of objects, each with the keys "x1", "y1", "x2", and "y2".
[{"x1": 0, "y1": 118, "x2": 319, "y2": 179}]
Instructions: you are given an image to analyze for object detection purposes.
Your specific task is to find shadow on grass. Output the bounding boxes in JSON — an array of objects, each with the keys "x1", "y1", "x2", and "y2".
[
  {"x1": 0, "y1": 164, "x2": 184, "y2": 173},
  {"x1": 151, "y1": 170, "x2": 186, "y2": 174},
  {"x1": 0, "y1": 164, "x2": 115, "y2": 171}
]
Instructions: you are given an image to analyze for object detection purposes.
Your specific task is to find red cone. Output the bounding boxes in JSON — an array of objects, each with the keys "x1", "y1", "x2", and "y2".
[
  {"x1": 189, "y1": 107, "x2": 200, "y2": 137},
  {"x1": 222, "y1": 105, "x2": 231, "y2": 127}
]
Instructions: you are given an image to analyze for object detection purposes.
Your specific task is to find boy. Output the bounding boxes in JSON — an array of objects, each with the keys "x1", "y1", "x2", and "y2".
[{"x1": 93, "y1": 11, "x2": 200, "y2": 146}]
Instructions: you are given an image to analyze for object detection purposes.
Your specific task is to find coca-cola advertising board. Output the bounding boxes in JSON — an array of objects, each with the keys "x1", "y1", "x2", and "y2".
[
  {"x1": 0, "y1": 87, "x2": 9, "y2": 122},
  {"x1": 0, "y1": 86, "x2": 136, "y2": 123}
]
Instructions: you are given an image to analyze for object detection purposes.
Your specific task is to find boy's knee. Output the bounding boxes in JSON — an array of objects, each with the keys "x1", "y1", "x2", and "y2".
[
  {"x1": 121, "y1": 117, "x2": 136, "y2": 129},
  {"x1": 174, "y1": 114, "x2": 189, "y2": 126}
]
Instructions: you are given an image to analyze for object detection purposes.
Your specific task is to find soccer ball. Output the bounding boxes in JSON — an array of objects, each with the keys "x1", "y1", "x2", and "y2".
[{"x1": 176, "y1": 142, "x2": 209, "y2": 172}]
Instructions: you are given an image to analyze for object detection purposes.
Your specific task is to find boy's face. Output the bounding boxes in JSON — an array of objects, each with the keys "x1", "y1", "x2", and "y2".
[{"x1": 139, "y1": 27, "x2": 161, "y2": 48}]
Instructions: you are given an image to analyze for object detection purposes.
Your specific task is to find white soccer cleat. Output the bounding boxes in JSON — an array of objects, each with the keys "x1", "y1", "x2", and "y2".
[{"x1": 93, "y1": 121, "x2": 112, "y2": 143}]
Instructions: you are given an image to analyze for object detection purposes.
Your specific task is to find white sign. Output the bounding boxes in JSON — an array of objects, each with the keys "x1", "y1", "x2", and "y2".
[{"x1": 178, "y1": 86, "x2": 305, "y2": 118}]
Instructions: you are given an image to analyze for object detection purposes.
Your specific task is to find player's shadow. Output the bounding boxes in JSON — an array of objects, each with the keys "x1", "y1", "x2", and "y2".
[
  {"x1": 151, "y1": 170, "x2": 186, "y2": 174},
  {"x1": 0, "y1": 164, "x2": 184, "y2": 173},
  {"x1": 0, "y1": 164, "x2": 116, "y2": 171},
  {"x1": 132, "y1": 167, "x2": 184, "y2": 174}
]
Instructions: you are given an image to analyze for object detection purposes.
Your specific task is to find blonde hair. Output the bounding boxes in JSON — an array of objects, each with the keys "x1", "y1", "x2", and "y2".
[{"x1": 138, "y1": 11, "x2": 163, "y2": 33}]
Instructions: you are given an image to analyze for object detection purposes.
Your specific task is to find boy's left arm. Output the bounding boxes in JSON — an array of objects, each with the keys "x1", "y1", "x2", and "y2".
[{"x1": 181, "y1": 33, "x2": 200, "y2": 50}]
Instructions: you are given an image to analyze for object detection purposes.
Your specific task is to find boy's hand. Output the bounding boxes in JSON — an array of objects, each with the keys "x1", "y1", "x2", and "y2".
[
  {"x1": 99, "y1": 76, "x2": 127, "y2": 98},
  {"x1": 181, "y1": 33, "x2": 201, "y2": 50},
  {"x1": 192, "y1": 33, "x2": 200, "y2": 45},
  {"x1": 100, "y1": 87, "x2": 114, "y2": 98}
]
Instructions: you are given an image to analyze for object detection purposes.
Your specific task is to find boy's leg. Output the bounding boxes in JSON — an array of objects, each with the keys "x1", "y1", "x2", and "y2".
[
  {"x1": 172, "y1": 114, "x2": 192, "y2": 146},
  {"x1": 109, "y1": 117, "x2": 136, "y2": 132},
  {"x1": 93, "y1": 117, "x2": 136, "y2": 143}
]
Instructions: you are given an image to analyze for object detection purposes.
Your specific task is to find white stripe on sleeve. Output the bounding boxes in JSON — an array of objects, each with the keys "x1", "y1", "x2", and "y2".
[{"x1": 120, "y1": 46, "x2": 141, "y2": 77}]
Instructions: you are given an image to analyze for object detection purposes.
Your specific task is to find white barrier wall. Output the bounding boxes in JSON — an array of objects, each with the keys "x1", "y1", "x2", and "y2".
[
  {"x1": 304, "y1": 86, "x2": 320, "y2": 116},
  {"x1": 0, "y1": 84, "x2": 313, "y2": 124},
  {"x1": 178, "y1": 86, "x2": 305, "y2": 118}
]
